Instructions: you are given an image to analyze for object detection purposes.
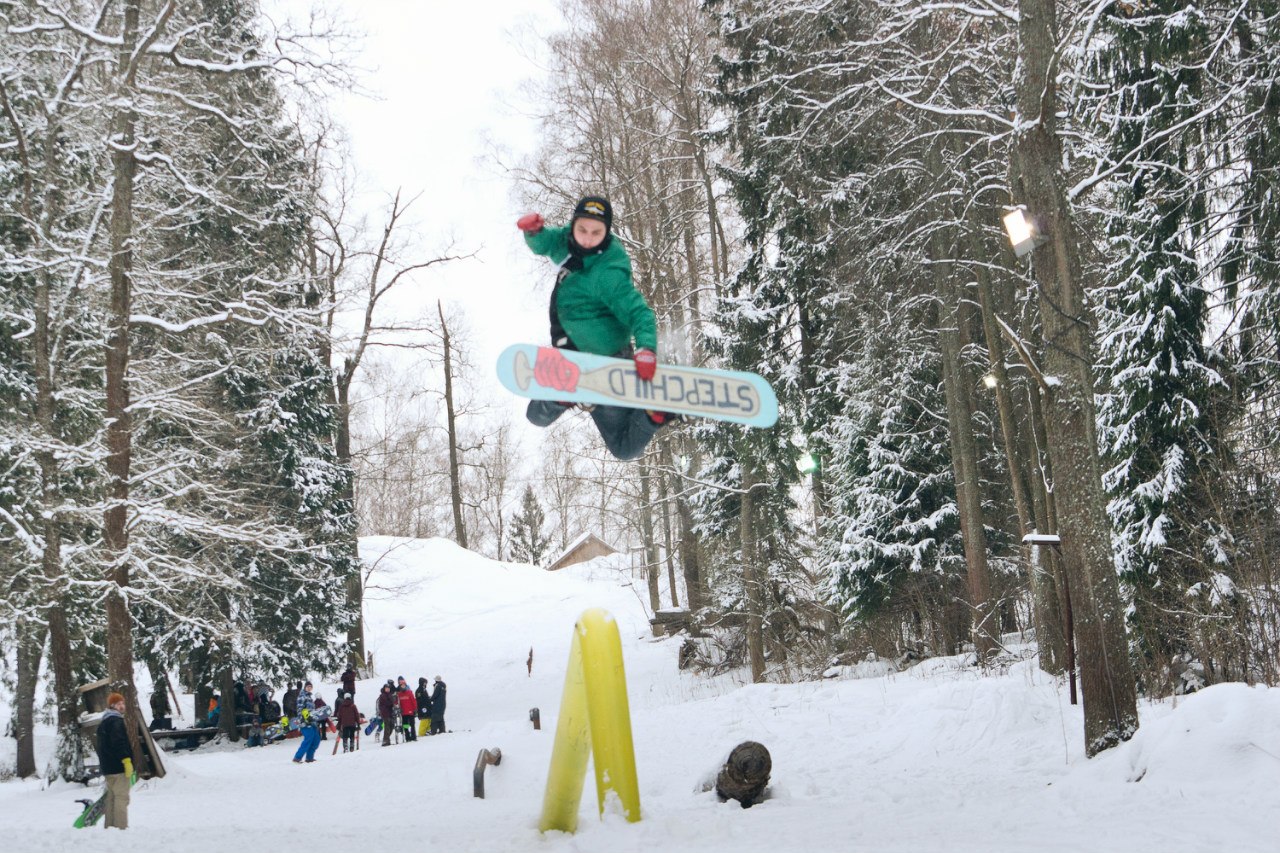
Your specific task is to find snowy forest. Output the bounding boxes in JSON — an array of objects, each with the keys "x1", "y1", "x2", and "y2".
[{"x1": 3, "y1": 0, "x2": 1280, "y2": 784}]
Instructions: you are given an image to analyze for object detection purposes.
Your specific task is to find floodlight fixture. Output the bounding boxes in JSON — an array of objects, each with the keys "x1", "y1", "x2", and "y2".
[{"x1": 1002, "y1": 205, "x2": 1049, "y2": 258}]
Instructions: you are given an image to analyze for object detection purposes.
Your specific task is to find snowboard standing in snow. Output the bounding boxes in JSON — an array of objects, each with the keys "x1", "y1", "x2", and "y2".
[{"x1": 497, "y1": 344, "x2": 778, "y2": 428}]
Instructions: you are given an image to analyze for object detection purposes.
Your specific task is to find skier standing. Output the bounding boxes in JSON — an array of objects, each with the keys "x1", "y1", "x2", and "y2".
[{"x1": 517, "y1": 196, "x2": 671, "y2": 460}]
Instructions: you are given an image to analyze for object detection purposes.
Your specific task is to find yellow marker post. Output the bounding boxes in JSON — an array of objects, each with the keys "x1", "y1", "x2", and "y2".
[{"x1": 538, "y1": 608, "x2": 641, "y2": 833}]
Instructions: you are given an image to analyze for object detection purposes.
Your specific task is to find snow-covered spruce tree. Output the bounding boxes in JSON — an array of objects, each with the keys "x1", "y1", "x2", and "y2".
[
  {"x1": 508, "y1": 484, "x2": 552, "y2": 566},
  {"x1": 1088, "y1": 3, "x2": 1235, "y2": 690},
  {"x1": 687, "y1": 150, "x2": 820, "y2": 682},
  {"x1": 820, "y1": 299, "x2": 967, "y2": 655}
]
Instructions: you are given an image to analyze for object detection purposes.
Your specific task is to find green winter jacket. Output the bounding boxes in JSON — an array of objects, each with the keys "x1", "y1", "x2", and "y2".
[{"x1": 525, "y1": 224, "x2": 658, "y2": 356}]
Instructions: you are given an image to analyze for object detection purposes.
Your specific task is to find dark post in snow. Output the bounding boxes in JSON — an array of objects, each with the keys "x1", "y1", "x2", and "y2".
[
  {"x1": 716, "y1": 741, "x2": 771, "y2": 808},
  {"x1": 473, "y1": 748, "x2": 502, "y2": 798}
]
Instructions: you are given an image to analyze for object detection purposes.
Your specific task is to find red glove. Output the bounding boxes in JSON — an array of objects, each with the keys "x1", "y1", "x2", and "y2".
[
  {"x1": 517, "y1": 213, "x2": 545, "y2": 234},
  {"x1": 634, "y1": 349, "x2": 657, "y2": 381}
]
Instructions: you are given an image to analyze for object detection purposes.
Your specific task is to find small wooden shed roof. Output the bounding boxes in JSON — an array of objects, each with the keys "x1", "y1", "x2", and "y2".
[{"x1": 546, "y1": 532, "x2": 618, "y2": 571}]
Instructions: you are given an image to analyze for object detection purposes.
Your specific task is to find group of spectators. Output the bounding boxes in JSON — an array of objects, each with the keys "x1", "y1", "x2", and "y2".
[
  {"x1": 144, "y1": 666, "x2": 449, "y2": 763},
  {"x1": 373, "y1": 675, "x2": 448, "y2": 747}
]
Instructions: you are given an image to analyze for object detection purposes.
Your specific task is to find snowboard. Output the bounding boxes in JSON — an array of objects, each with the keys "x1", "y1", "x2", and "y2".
[
  {"x1": 72, "y1": 773, "x2": 136, "y2": 828},
  {"x1": 364, "y1": 716, "x2": 380, "y2": 736},
  {"x1": 496, "y1": 344, "x2": 778, "y2": 428}
]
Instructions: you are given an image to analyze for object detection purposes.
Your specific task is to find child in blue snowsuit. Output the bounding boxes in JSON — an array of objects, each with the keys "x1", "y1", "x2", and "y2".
[{"x1": 292, "y1": 681, "x2": 320, "y2": 763}]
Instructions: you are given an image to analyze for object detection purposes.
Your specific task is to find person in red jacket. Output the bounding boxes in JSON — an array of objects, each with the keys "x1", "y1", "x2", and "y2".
[
  {"x1": 396, "y1": 680, "x2": 418, "y2": 742},
  {"x1": 334, "y1": 693, "x2": 361, "y2": 753}
]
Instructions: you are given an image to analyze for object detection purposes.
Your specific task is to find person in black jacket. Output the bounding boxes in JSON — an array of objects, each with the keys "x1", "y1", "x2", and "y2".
[
  {"x1": 282, "y1": 682, "x2": 299, "y2": 720},
  {"x1": 95, "y1": 691, "x2": 135, "y2": 829},
  {"x1": 429, "y1": 676, "x2": 447, "y2": 735},
  {"x1": 376, "y1": 684, "x2": 396, "y2": 747},
  {"x1": 148, "y1": 687, "x2": 171, "y2": 731},
  {"x1": 414, "y1": 677, "x2": 432, "y2": 736}
]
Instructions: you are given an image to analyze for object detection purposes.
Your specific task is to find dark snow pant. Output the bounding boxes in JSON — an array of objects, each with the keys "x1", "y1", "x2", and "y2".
[
  {"x1": 402, "y1": 715, "x2": 416, "y2": 741},
  {"x1": 341, "y1": 726, "x2": 357, "y2": 751},
  {"x1": 430, "y1": 716, "x2": 445, "y2": 735},
  {"x1": 526, "y1": 400, "x2": 661, "y2": 461}
]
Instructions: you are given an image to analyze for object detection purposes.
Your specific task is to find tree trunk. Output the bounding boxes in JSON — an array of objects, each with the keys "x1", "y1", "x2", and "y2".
[
  {"x1": 657, "y1": 455, "x2": 681, "y2": 608},
  {"x1": 104, "y1": 0, "x2": 144, "y2": 768},
  {"x1": 927, "y1": 177, "x2": 997, "y2": 660},
  {"x1": 46, "y1": 605, "x2": 80, "y2": 781},
  {"x1": 639, "y1": 461, "x2": 662, "y2": 614},
  {"x1": 34, "y1": 182, "x2": 80, "y2": 780},
  {"x1": 1013, "y1": 0, "x2": 1138, "y2": 754},
  {"x1": 13, "y1": 619, "x2": 47, "y2": 778},
  {"x1": 741, "y1": 467, "x2": 766, "y2": 682},
  {"x1": 219, "y1": 666, "x2": 239, "y2": 742},
  {"x1": 969, "y1": 237, "x2": 1068, "y2": 673},
  {"x1": 674, "y1": 441, "x2": 706, "y2": 614},
  {"x1": 439, "y1": 301, "x2": 467, "y2": 550},
  {"x1": 332, "y1": 369, "x2": 365, "y2": 671}
]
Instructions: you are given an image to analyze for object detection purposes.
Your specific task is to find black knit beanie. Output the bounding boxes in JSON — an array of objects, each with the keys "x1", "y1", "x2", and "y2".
[{"x1": 571, "y1": 195, "x2": 612, "y2": 232}]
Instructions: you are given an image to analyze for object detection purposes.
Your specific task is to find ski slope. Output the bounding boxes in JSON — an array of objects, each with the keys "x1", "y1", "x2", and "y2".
[{"x1": 1, "y1": 536, "x2": 1277, "y2": 852}]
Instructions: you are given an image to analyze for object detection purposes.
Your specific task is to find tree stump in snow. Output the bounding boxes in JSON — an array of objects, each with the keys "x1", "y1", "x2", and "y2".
[{"x1": 716, "y1": 741, "x2": 771, "y2": 808}]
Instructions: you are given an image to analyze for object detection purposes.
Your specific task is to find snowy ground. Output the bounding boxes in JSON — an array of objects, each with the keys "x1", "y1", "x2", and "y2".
[{"x1": 2, "y1": 536, "x2": 1277, "y2": 852}]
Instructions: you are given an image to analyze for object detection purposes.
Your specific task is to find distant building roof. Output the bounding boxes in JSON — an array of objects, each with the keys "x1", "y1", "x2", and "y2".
[{"x1": 546, "y1": 533, "x2": 617, "y2": 571}]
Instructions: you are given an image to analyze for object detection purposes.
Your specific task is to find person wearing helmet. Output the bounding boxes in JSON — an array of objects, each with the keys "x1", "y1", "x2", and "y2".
[{"x1": 517, "y1": 196, "x2": 672, "y2": 461}]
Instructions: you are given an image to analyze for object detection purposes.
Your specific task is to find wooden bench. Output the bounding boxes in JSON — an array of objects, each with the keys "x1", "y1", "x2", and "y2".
[
  {"x1": 649, "y1": 607, "x2": 693, "y2": 637},
  {"x1": 150, "y1": 724, "x2": 254, "y2": 749}
]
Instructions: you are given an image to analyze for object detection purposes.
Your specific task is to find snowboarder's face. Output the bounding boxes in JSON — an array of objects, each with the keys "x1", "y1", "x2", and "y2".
[{"x1": 572, "y1": 217, "x2": 607, "y2": 250}]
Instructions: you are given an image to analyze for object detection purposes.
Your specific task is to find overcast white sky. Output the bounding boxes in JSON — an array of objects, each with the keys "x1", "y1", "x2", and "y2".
[{"x1": 262, "y1": 0, "x2": 566, "y2": 426}]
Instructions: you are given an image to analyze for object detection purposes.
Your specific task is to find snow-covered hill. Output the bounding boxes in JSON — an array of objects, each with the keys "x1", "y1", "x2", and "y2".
[{"x1": 1, "y1": 537, "x2": 1276, "y2": 852}]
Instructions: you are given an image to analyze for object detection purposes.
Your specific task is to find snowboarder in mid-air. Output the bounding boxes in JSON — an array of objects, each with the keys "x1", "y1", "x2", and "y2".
[{"x1": 517, "y1": 195, "x2": 672, "y2": 461}]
